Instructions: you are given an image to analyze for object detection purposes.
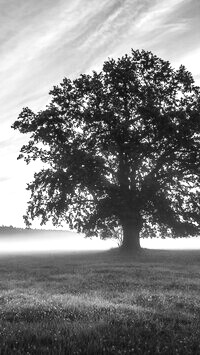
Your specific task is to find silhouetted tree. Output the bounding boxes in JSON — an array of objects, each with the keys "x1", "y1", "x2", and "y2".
[{"x1": 12, "y1": 49, "x2": 200, "y2": 253}]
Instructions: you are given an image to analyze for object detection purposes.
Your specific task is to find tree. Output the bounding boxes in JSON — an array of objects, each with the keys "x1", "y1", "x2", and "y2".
[{"x1": 12, "y1": 49, "x2": 200, "y2": 253}]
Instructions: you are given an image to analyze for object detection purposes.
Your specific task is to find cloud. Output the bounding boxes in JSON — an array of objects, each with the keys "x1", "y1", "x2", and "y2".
[
  {"x1": 134, "y1": 0, "x2": 186, "y2": 31},
  {"x1": 0, "y1": 138, "x2": 12, "y2": 149},
  {"x1": 1, "y1": 0, "x2": 198, "y2": 124},
  {"x1": 71, "y1": 0, "x2": 193, "y2": 75},
  {"x1": 0, "y1": 176, "x2": 10, "y2": 183}
]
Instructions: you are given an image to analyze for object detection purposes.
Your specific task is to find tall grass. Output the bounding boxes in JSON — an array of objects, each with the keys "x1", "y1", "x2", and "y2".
[{"x1": 0, "y1": 249, "x2": 200, "y2": 354}]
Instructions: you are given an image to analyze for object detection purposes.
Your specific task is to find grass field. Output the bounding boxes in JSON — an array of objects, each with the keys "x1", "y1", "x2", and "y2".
[{"x1": 0, "y1": 248, "x2": 200, "y2": 354}]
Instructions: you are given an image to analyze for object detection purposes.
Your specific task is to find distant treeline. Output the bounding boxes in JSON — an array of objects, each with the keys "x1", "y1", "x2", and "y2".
[{"x1": 0, "y1": 225, "x2": 68, "y2": 235}]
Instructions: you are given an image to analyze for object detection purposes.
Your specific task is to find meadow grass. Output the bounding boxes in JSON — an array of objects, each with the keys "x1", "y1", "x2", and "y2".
[{"x1": 0, "y1": 248, "x2": 200, "y2": 354}]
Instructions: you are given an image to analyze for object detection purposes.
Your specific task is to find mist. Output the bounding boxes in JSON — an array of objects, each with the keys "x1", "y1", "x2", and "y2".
[
  {"x1": 0, "y1": 230, "x2": 116, "y2": 254},
  {"x1": 0, "y1": 228, "x2": 200, "y2": 254}
]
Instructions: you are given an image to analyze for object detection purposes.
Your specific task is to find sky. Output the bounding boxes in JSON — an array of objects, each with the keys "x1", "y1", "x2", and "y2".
[{"x1": 0, "y1": 0, "x2": 200, "y2": 250}]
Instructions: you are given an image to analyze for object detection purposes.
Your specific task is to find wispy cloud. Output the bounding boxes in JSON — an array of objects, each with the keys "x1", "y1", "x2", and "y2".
[
  {"x1": 1, "y1": 0, "x2": 199, "y2": 124},
  {"x1": 134, "y1": 0, "x2": 185, "y2": 31},
  {"x1": 0, "y1": 176, "x2": 10, "y2": 183}
]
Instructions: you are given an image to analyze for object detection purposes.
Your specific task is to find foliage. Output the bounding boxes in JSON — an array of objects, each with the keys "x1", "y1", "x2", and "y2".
[{"x1": 12, "y1": 49, "x2": 200, "y2": 241}]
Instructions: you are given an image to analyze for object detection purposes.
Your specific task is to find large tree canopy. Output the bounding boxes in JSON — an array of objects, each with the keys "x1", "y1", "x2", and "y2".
[{"x1": 12, "y1": 49, "x2": 200, "y2": 252}]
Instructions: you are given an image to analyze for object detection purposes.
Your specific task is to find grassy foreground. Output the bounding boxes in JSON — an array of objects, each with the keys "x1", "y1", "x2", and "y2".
[{"x1": 0, "y1": 249, "x2": 200, "y2": 354}]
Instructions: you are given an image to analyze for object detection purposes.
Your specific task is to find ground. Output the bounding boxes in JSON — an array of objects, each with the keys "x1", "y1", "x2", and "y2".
[{"x1": 0, "y1": 248, "x2": 200, "y2": 354}]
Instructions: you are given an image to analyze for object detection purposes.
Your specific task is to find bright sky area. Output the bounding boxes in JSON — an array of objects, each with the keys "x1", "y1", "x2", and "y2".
[{"x1": 0, "y1": 0, "x2": 200, "y2": 251}]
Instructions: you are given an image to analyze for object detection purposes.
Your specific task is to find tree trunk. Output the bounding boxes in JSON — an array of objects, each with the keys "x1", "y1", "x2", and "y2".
[{"x1": 120, "y1": 218, "x2": 141, "y2": 254}]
